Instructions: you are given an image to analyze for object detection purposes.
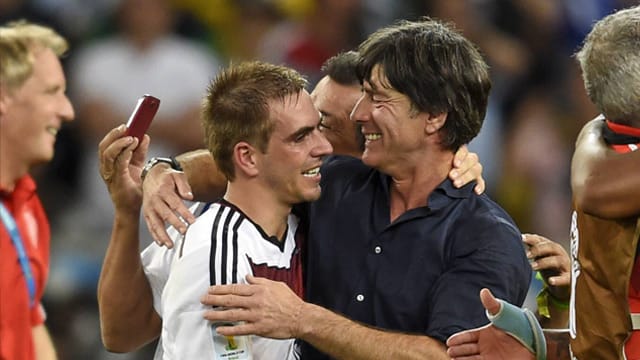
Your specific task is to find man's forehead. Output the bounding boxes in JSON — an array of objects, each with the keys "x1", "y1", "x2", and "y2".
[
  {"x1": 270, "y1": 91, "x2": 316, "y2": 118},
  {"x1": 311, "y1": 76, "x2": 342, "y2": 100},
  {"x1": 310, "y1": 76, "x2": 329, "y2": 99},
  {"x1": 269, "y1": 90, "x2": 304, "y2": 109},
  {"x1": 364, "y1": 64, "x2": 392, "y2": 91}
]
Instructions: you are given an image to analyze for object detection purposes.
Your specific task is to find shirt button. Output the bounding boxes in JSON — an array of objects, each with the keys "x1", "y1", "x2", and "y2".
[
  {"x1": 374, "y1": 246, "x2": 382, "y2": 254},
  {"x1": 356, "y1": 294, "x2": 365, "y2": 302}
]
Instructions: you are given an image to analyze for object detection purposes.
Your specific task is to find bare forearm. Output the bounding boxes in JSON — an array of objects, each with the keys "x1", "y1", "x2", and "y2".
[
  {"x1": 544, "y1": 329, "x2": 570, "y2": 360},
  {"x1": 98, "y1": 211, "x2": 161, "y2": 352},
  {"x1": 298, "y1": 303, "x2": 448, "y2": 360},
  {"x1": 33, "y1": 325, "x2": 57, "y2": 360},
  {"x1": 538, "y1": 302, "x2": 569, "y2": 329},
  {"x1": 574, "y1": 150, "x2": 640, "y2": 217},
  {"x1": 175, "y1": 149, "x2": 227, "y2": 201},
  {"x1": 572, "y1": 119, "x2": 640, "y2": 218}
]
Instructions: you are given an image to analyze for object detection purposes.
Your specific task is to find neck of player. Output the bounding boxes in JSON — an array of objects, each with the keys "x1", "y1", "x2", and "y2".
[{"x1": 224, "y1": 183, "x2": 291, "y2": 241}]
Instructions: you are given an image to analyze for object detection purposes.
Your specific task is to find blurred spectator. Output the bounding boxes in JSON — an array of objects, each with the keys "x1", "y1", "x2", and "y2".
[
  {"x1": 0, "y1": 0, "x2": 63, "y2": 34},
  {"x1": 497, "y1": 86, "x2": 573, "y2": 241},
  {"x1": 170, "y1": 0, "x2": 284, "y2": 61},
  {"x1": 259, "y1": 0, "x2": 365, "y2": 86},
  {"x1": 44, "y1": 0, "x2": 219, "y2": 357},
  {"x1": 422, "y1": 0, "x2": 531, "y2": 193},
  {"x1": 60, "y1": 0, "x2": 219, "y2": 287},
  {"x1": 0, "y1": 19, "x2": 73, "y2": 360}
]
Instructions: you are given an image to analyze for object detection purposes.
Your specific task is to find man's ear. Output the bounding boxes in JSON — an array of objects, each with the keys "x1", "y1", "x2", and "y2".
[
  {"x1": 233, "y1": 141, "x2": 259, "y2": 177},
  {"x1": 424, "y1": 112, "x2": 447, "y2": 135}
]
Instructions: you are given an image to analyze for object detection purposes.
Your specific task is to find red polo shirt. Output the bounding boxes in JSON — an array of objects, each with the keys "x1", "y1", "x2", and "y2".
[{"x1": 0, "y1": 175, "x2": 50, "y2": 360}]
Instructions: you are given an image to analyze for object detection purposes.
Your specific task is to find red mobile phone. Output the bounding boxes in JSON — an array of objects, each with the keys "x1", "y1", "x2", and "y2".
[{"x1": 125, "y1": 94, "x2": 160, "y2": 142}]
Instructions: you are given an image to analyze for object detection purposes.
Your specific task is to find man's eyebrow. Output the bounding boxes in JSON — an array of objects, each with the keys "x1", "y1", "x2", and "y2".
[
  {"x1": 286, "y1": 125, "x2": 316, "y2": 141},
  {"x1": 46, "y1": 84, "x2": 63, "y2": 93},
  {"x1": 363, "y1": 81, "x2": 387, "y2": 97},
  {"x1": 363, "y1": 83, "x2": 392, "y2": 100}
]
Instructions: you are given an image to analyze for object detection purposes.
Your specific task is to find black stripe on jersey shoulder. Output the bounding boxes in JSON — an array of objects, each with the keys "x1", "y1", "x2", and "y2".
[
  {"x1": 217, "y1": 199, "x2": 289, "y2": 252},
  {"x1": 209, "y1": 200, "x2": 246, "y2": 286},
  {"x1": 231, "y1": 214, "x2": 242, "y2": 283}
]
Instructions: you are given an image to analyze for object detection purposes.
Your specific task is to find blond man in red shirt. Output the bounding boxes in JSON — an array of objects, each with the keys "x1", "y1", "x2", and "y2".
[{"x1": 0, "y1": 20, "x2": 75, "y2": 360}]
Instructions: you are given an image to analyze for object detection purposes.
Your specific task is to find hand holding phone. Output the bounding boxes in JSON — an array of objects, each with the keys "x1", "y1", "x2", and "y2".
[{"x1": 125, "y1": 94, "x2": 160, "y2": 143}]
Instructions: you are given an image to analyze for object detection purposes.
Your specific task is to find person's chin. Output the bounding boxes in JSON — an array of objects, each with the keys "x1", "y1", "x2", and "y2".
[
  {"x1": 301, "y1": 187, "x2": 322, "y2": 203},
  {"x1": 361, "y1": 152, "x2": 380, "y2": 168},
  {"x1": 33, "y1": 149, "x2": 55, "y2": 165}
]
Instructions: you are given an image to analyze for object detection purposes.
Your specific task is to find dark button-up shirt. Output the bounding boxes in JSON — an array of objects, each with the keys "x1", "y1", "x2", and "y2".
[{"x1": 298, "y1": 156, "x2": 531, "y2": 359}]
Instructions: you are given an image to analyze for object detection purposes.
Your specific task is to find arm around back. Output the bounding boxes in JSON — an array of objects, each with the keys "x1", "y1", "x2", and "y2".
[
  {"x1": 203, "y1": 276, "x2": 451, "y2": 360},
  {"x1": 297, "y1": 303, "x2": 450, "y2": 360},
  {"x1": 175, "y1": 149, "x2": 228, "y2": 201}
]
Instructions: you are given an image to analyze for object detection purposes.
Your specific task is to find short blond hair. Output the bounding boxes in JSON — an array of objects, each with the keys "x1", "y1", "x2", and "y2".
[
  {"x1": 202, "y1": 61, "x2": 307, "y2": 181},
  {"x1": 0, "y1": 20, "x2": 68, "y2": 92}
]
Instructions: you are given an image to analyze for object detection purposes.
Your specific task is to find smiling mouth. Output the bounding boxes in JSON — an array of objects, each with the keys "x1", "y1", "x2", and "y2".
[
  {"x1": 46, "y1": 127, "x2": 59, "y2": 136},
  {"x1": 302, "y1": 167, "x2": 320, "y2": 177},
  {"x1": 364, "y1": 133, "x2": 381, "y2": 141}
]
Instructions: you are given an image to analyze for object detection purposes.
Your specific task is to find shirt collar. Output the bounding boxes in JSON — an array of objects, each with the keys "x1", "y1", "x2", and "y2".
[
  {"x1": 0, "y1": 175, "x2": 37, "y2": 202},
  {"x1": 606, "y1": 119, "x2": 640, "y2": 138},
  {"x1": 428, "y1": 178, "x2": 477, "y2": 210},
  {"x1": 378, "y1": 172, "x2": 476, "y2": 211}
]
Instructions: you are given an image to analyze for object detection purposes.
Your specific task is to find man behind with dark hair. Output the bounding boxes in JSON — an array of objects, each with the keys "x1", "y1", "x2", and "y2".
[
  {"x1": 320, "y1": 50, "x2": 360, "y2": 85},
  {"x1": 313, "y1": 50, "x2": 364, "y2": 158}
]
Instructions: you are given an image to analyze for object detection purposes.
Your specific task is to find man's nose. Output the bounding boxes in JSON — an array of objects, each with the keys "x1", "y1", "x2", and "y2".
[{"x1": 350, "y1": 93, "x2": 371, "y2": 124}]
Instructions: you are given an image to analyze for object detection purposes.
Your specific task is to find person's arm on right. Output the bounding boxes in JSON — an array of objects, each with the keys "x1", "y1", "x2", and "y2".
[
  {"x1": 572, "y1": 118, "x2": 640, "y2": 218},
  {"x1": 97, "y1": 126, "x2": 161, "y2": 352},
  {"x1": 523, "y1": 234, "x2": 570, "y2": 329},
  {"x1": 447, "y1": 289, "x2": 570, "y2": 360}
]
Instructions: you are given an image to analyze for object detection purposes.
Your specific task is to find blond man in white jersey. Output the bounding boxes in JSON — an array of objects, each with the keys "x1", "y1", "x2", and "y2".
[{"x1": 97, "y1": 61, "x2": 331, "y2": 359}]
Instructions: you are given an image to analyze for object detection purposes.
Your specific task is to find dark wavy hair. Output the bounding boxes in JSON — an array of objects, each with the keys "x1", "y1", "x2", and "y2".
[{"x1": 357, "y1": 18, "x2": 491, "y2": 150}]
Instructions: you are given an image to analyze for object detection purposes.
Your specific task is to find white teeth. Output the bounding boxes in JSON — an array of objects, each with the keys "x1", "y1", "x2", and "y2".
[
  {"x1": 303, "y1": 167, "x2": 320, "y2": 177},
  {"x1": 365, "y1": 134, "x2": 382, "y2": 141},
  {"x1": 46, "y1": 127, "x2": 59, "y2": 136}
]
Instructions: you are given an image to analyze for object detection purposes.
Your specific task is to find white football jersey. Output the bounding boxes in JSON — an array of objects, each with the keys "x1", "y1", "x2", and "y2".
[{"x1": 142, "y1": 201, "x2": 304, "y2": 359}]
